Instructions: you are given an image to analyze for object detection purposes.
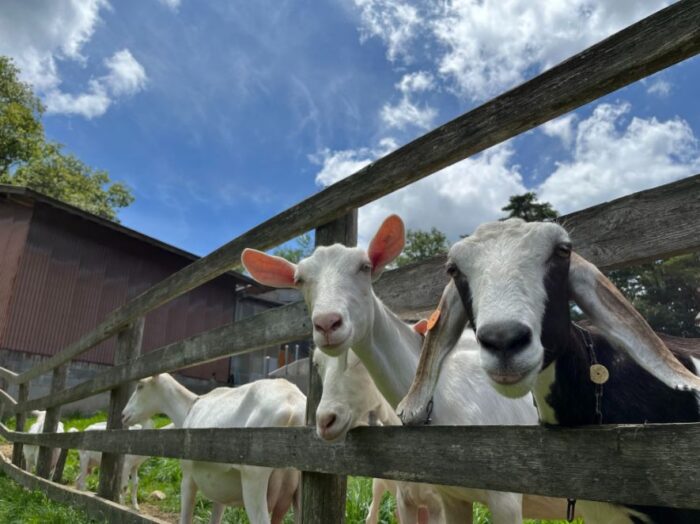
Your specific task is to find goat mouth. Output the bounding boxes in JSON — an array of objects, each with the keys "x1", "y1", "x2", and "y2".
[
  {"x1": 317, "y1": 337, "x2": 350, "y2": 354},
  {"x1": 318, "y1": 421, "x2": 351, "y2": 443},
  {"x1": 487, "y1": 371, "x2": 527, "y2": 385}
]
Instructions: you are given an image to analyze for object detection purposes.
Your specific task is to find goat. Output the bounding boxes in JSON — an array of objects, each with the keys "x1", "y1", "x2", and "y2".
[
  {"x1": 314, "y1": 348, "x2": 443, "y2": 523},
  {"x1": 399, "y1": 218, "x2": 700, "y2": 524},
  {"x1": 122, "y1": 373, "x2": 304, "y2": 524},
  {"x1": 242, "y1": 214, "x2": 575, "y2": 524},
  {"x1": 74, "y1": 420, "x2": 154, "y2": 510},
  {"x1": 23, "y1": 410, "x2": 64, "y2": 474}
]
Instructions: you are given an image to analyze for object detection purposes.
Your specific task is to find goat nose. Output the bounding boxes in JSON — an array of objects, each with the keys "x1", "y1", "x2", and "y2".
[
  {"x1": 313, "y1": 312, "x2": 343, "y2": 335},
  {"x1": 318, "y1": 412, "x2": 337, "y2": 430},
  {"x1": 477, "y1": 321, "x2": 532, "y2": 353}
]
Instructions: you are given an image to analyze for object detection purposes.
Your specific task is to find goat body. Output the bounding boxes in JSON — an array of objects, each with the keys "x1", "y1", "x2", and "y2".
[
  {"x1": 23, "y1": 411, "x2": 64, "y2": 474},
  {"x1": 122, "y1": 373, "x2": 304, "y2": 524}
]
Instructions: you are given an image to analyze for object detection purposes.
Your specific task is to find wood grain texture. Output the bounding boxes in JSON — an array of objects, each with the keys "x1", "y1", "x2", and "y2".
[
  {"x1": 36, "y1": 364, "x2": 68, "y2": 478},
  {"x1": 16, "y1": 172, "x2": 700, "y2": 412},
  {"x1": 0, "y1": 451, "x2": 167, "y2": 524},
  {"x1": 16, "y1": 0, "x2": 700, "y2": 385},
  {"x1": 98, "y1": 319, "x2": 144, "y2": 501},
  {"x1": 0, "y1": 366, "x2": 18, "y2": 385},
  {"x1": 300, "y1": 215, "x2": 356, "y2": 524},
  {"x1": 3, "y1": 423, "x2": 699, "y2": 509},
  {"x1": 18, "y1": 301, "x2": 312, "y2": 412},
  {"x1": 11, "y1": 383, "x2": 28, "y2": 467}
]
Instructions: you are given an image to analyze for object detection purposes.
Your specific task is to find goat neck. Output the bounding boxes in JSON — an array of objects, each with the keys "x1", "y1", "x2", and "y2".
[
  {"x1": 159, "y1": 376, "x2": 198, "y2": 428},
  {"x1": 351, "y1": 293, "x2": 422, "y2": 408}
]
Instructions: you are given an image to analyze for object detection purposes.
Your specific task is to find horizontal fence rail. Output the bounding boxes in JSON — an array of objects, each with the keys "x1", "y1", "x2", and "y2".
[
  {"x1": 12, "y1": 173, "x2": 700, "y2": 413},
  {"x1": 2, "y1": 423, "x2": 699, "y2": 510},
  {"x1": 0, "y1": 452, "x2": 165, "y2": 524},
  {"x1": 10, "y1": 0, "x2": 700, "y2": 385}
]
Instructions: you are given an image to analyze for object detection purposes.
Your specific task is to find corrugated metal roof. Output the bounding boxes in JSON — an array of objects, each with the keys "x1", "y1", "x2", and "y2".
[{"x1": 0, "y1": 191, "x2": 275, "y2": 382}]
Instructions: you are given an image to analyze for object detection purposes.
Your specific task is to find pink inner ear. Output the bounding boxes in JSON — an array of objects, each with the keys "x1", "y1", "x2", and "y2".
[
  {"x1": 241, "y1": 249, "x2": 296, "y2": 288},
  {"x1": 368, "y1": 215, "x2": 405, "y2": 271},
  {"x1": 413, "y1": 319, "x2": 428, "y2": 335}
]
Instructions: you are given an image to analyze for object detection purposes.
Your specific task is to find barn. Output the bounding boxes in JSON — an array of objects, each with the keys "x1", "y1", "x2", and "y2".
[{"x1": 0, "y1": 184, "x2": 301, "y2": 411}]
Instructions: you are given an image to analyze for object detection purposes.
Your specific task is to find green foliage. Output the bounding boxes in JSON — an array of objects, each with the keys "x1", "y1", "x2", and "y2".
[
  {"x1": 607, "y1": 253, "x2": 700, "y2": 337},
  {"x1": 0, "y1": 471, "x2": 101, "y2": 523},
  {"x1": 395, "y1": 227, "x2": 449, "y2": 267},
  {"x1": 273, "y1": 233, "x2": 313, "y2": 263},
  {"x1": 0, "y1": 55, "x2": 133, "y2": 221},
  {"x1": 501, "y1": 192, "x2": 559, "y2": 222}
]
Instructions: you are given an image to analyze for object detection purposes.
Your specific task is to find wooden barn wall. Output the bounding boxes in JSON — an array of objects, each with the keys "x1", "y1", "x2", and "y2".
[
  {"x1": 1, "y1": 203, "x2": 239, "y2": 381},
  {"x1": 0, "y1": 199, "x2": 33, "y2": 346}
]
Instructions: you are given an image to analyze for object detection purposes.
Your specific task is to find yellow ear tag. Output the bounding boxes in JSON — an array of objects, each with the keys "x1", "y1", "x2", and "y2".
[
  {"x1": 590, "y1": 364, "x2": 609, "y2": 385},
  {"x1": 427, "y1": 308, "x2": 441, "y2": 331}
]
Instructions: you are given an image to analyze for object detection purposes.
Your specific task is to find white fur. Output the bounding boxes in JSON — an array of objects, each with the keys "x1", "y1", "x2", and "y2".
[
  {"x1": 74, "y1": 421, "x2": 151, "y2": 510},
  {"x1": 262, "y1": 241, "x2": 567, "y2": 523},
  {"x1": 122, "y1": 374, "x2": 304, "y2": 524},
  {"x1": 315, "y1": 350, "x2": 444, "y2": 523},
  {"x1": 23, "y1": 411, "x2": 64, "y2": 474},
  {"x1": 532, "y1": 363, "x2": 558, "y2": 425}
]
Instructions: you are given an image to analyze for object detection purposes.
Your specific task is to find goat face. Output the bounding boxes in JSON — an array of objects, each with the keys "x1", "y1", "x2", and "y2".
[
  {"x1": 122, "y1": 376, "x2": 162, "y2": 426},
  {"x1": 313, "y1": 350, "x2": 379, "y2": 442},
  {"x1": 242, "y1": 215, "x2": 405, "y2": 356},
  {"x1": 445, "y1": 219, "x2": 570, "y2": 397}
]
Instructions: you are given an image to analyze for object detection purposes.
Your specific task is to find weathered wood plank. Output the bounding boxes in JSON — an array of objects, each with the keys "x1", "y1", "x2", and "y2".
[
  {"x1": 51, "y1": 448, "x2": 68, "y2": 484},
  {"x1": 300, "y1": 214, "x2": 356, "y2": 524},
  {"x1": 19, "y1": 301, "x2": 312, "y2": 412},
  {"x1": 0, "y1": 366, "x2": 17, "y2": 385},
  {"x1": 16, "y1": 172, "x2": 700, "y2": 412},
  {"x1": 3, "y1": 423, "x2": 699, "y2": 509},
  {"x1": 36, "y1": 364, "x2": 68, "y2": 478},
  {"x1": 11, "y1": 382, "x2": 28, "y2": 467},
  {"x1": 98, "y1": 319, "x2": 144, "y2": 502},
  {"x1": 0, "y1": 451, "x2": 167, "y2": 524},
  {"x1": 17, "y1": 0, "x2": 700, "y2": 384}
]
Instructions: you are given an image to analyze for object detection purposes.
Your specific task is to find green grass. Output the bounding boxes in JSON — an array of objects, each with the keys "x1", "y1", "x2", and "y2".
[{"x1": 1, "y1": 411, "x2": 581, "y2": 523}]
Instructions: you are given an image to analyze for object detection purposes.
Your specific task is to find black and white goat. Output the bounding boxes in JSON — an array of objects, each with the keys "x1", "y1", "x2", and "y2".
[{"x1": 398, "y1": 218, "x2": 700, "y2": 524}]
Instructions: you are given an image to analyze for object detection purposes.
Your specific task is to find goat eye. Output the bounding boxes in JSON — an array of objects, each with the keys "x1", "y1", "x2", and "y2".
[
  {"x1": 359, "y1": 263, "x2": 371, "y2": 273},
  {"x1": 294, "y1": 275, "x2": 304, "y2": 285},
  {"x1": 136, "y1": 384, "x2": 143, "y2": 390},
  {"x1": 446, "y1": 262, "x2": 459, "y2": 277},
  {"x1": 555, "y1": 243, "x2": 572, "y2": 258}
]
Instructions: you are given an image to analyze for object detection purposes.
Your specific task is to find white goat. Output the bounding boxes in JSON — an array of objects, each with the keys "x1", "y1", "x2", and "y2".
[
  {"x1": 74, "y1": 420, "x2": 153, "y2": 510},
  {"x1": 122, "y1": 373, "x2": 304, "y2": 524},
  {"x1": 242, "y1": 215, "x2": 573, "y2": 524},
  {"x1": 315, "y1": 349, "x2": 443, "y2": 524},
  {"x1": 23, "y1": 410, "x2": 64, "y2": 474}
]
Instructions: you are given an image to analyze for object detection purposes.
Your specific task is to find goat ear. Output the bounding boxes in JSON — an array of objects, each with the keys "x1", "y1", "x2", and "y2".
[
  {"x1": 569, "y1": 252, "x2": 700, "y2": 392},
  {"x1": 368, "y1": 214, "x2": 405, "y2": 278},
  {"x1": 241, "y1": 248, "x2": 297, "y2": 288},
  {"x1": 413, "y1": 319, "x2": 428, "y2": 335}
]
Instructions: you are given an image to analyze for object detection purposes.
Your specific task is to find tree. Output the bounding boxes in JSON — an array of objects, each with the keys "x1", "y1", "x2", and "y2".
[
  {"x1": 273, "y1": 233, "x2": 313, "y2": 263},
  {"x1": 501, "y1": 192, "x2": 558, "y2": 222},
  {"x1": 608, "y1": 253, "x2": 700, "y2": 337},
  {"x1": 396, "y1": 227, "x2": 449, "y2": 267},
  {"x1": 0, "y1": 56, "x2": 133, "y2": 221}
]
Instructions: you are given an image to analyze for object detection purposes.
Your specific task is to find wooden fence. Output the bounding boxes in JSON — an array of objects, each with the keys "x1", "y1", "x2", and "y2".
[{"x1": 1, "y1": 2, "x2": 700, "y2": 522}]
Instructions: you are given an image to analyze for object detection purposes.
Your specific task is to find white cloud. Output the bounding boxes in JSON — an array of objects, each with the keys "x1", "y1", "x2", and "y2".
[
  {"x1": 352, "y1": 0, "x2": 423, "y2": 61},
  {"x1": 0, "y1": 1, "x2": 148, "y2": 118},
  {"x1": 380, "y1": 71, "x2": 437, "y2": 130},
  {"x1": 381, "y1": 97, "x2": 437, "y2": 130},
  {"x1": 647, "y1": 79, "x2": 672, "y2": 97},
  {"x1": 539, "y1": 102, "x2": 700, "y2": 214},
  {"x1": 103, "y1": 49, "x2": 148, "y2": 96},
  {"x1": 349, "y1": 0, "x2": 671, "y2": 101},
  {"x1": 44, "y1": 49, "x2": 148, "y2": 118},
  {"x1": 311, "y1": 138, "x2": 398, "y2": 186},
  {"x1": 0, "y1": 0, "x2": 109, "y2": 90},
  {"x1": 397, "y1": 71, "x2": 435, "y2": 94},
  {"x1": 157, "y1": 0, "x2": 181, "y2": 10},
  {"x1": 313, "y1": 140, "x2": 525, "y2": 243},
  {"x1": 541, "y1": 114, "x2": 578, "y2": 148}
]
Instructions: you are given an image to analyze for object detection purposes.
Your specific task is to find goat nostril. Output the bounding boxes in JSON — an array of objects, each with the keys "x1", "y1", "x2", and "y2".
[
  {"x1": 313, "y1": 313, "x2": 343, "y2": 335},
  {"x1": 322, "y1": 414, "x2": 337, "y2": 429},
  {"x1": 477, "y1": 321, "x2": 532, "y2": 353},
  {"x1": 330, "y1": 318, "x2": 342, "y2": 332}
]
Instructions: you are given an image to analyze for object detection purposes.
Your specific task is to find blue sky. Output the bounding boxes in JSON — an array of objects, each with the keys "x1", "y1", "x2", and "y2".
[{"x1": 1, "y1": 0, "x2": 699, "y2": 254}]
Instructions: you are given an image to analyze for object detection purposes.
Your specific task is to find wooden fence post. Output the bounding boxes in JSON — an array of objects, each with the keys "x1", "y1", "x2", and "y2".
[
  {"x1": 301, "y1": 210, "x2": 357, "y2": 524},
  {"x1": 36, "y1": 364, "x2": 68, "y2": 478},
  {"x1": 11, "y1": 382, "x2": 29, "y2": 468},
  {"x1": 97, "y1": 317, "x2": 145, "y2": 503}
]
